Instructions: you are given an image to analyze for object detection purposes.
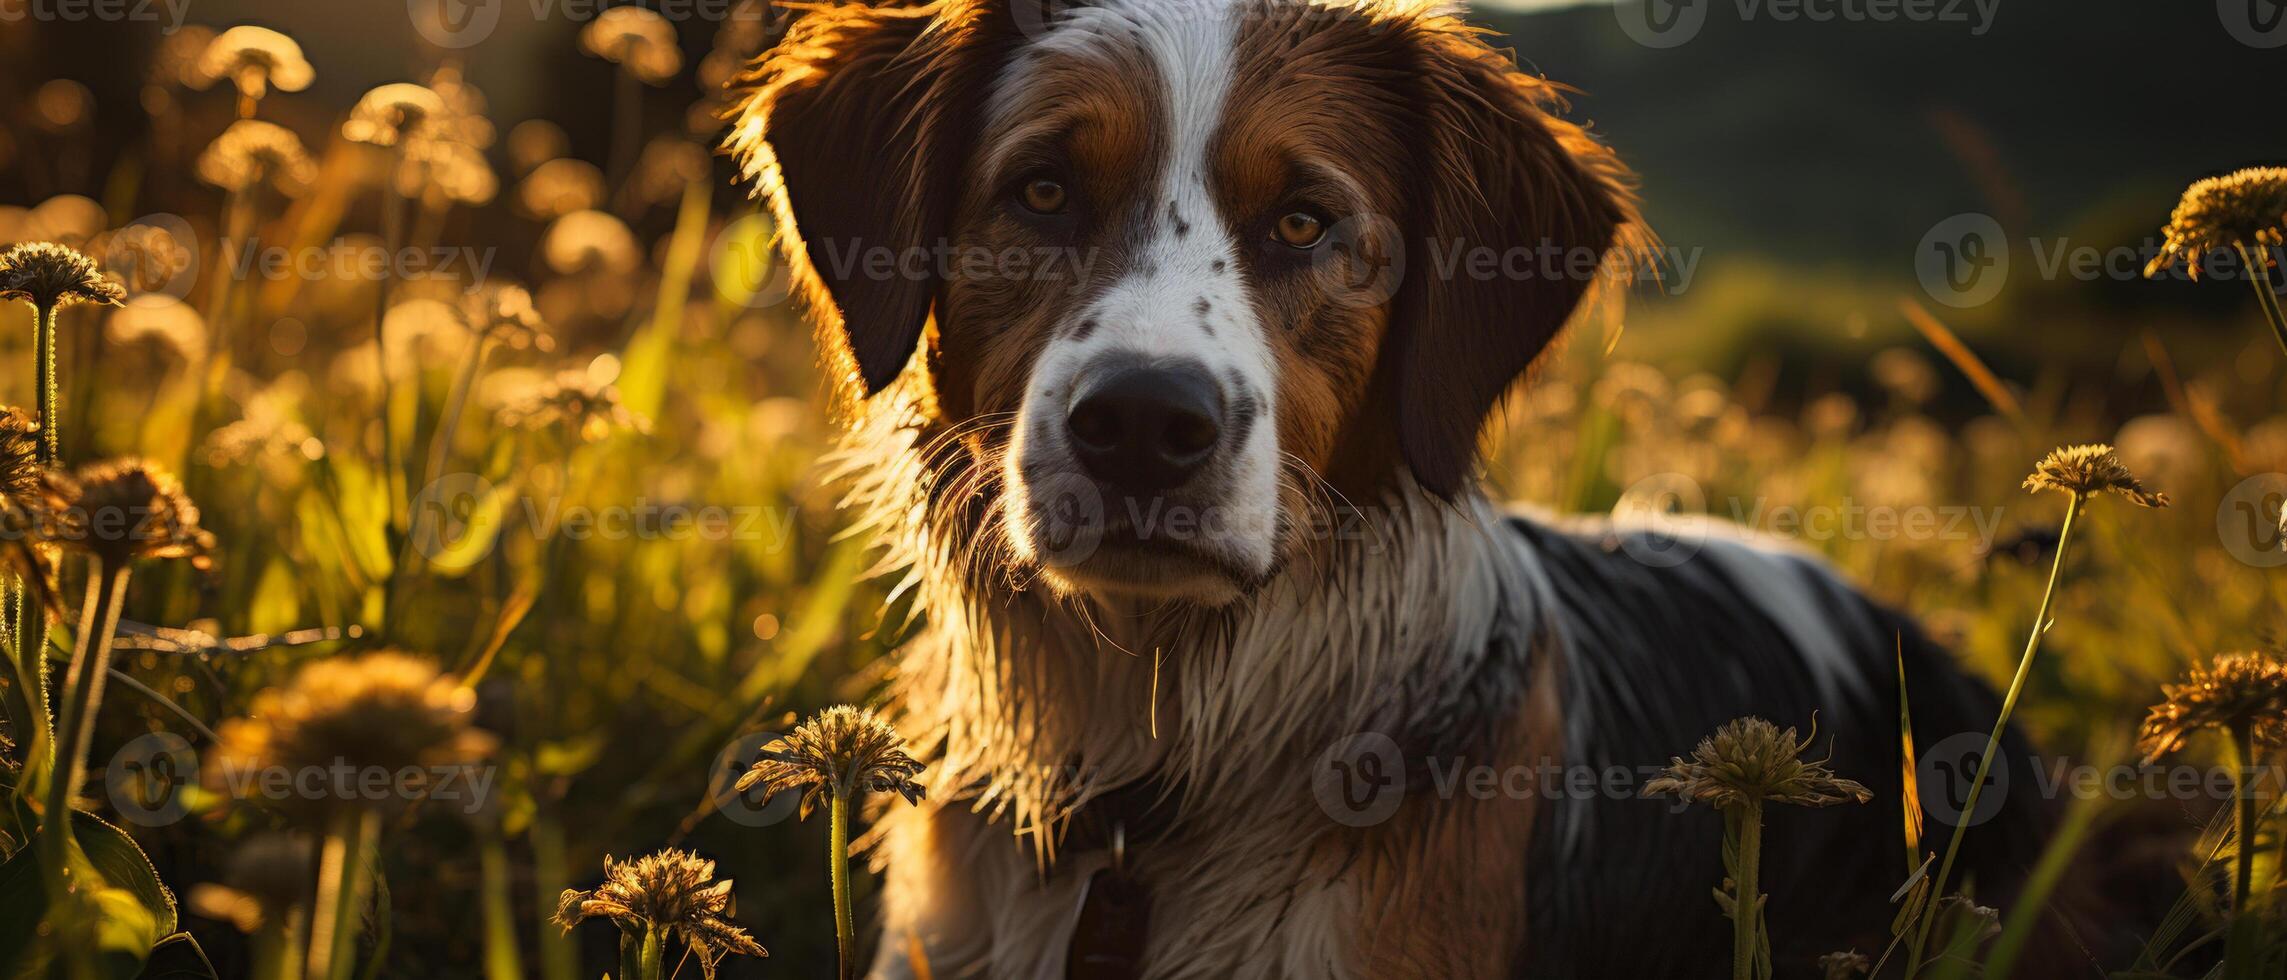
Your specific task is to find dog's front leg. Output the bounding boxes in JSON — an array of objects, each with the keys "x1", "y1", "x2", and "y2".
[{"x1": 868, "y1": 800, "x2": 1102, "y2": 979}]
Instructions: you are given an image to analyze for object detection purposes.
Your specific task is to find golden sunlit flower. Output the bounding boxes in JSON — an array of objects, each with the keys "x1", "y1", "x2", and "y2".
[
  {"x1": 540, "y1": 209, "x2": 642, "y2": 275},
  {"x1": 0, "y1": 407, "x2": 58, "y2": 616},
  {"x1": 186, "y1": 833, "x2": 313, "y2": 933},
  {"x1": 2139, "y1": 651, "x2": 2287, "y2": 763},
  {"x1": 207, "y1": 651, "x2": 496, "y2": 812},
  {"x1": 1643, "y1": 717, "x2": 1872, "y2": 811},
  {"x1": 2021, "y1": 443, "x2": 2169, "y2": 507},
  {"x1": 398, "y1": 137, "x2": 498, "y2": 206},
  {"x1": 461, "y1": 283, "x2": 553, "y2": 352},
  {"x1": 2145, "y1": 167, "x2": 2287, "y2": 279},
  {"x1": 37, "y1": 458, "x2": 216, "y2": 569},
  {"x1": 737, "y1": 705, "x2": 926, "y2": 817},
  {"x1": 422, "y1": 63, "x2": 497, "y2": 150},
  {"x1": 0, "y1": 406, "x2": 41, "y2": 501},
  {"x1": 0, "y1": 241, "x2": 127, "y2": 310},
  {"x1": 517, "y1": 158, "x2": 607, "y2": 220},
  {"x1": 342, "y1": 83, "x2": 445, "y2": 147},
  {"x1": 496, "y1": 368, "x2": 650, "y2": 442},
  {"x1": 193, "y1": 26, "x2": 314, "y2": 111},
  {"x1": 555, "y1": 849, "x2": 766, "y2": 979},
  {"x1": 580, "y1": 6, "x2": 684, "y2": 85},
  {"x1": 197, "y1": 119, "x2": 318, "y2": 197}
]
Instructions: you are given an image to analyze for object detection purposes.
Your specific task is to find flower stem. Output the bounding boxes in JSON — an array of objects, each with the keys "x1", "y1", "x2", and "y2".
[
  {"x1": 619, "y1": 924, "x2": 665, "y2": 980},
  {"x1": 831, "y1": 791, "x2": 854, "y2": 980},
  {"x1": 38, "y1": 559, "x2": 130, "y2": 887},
  {"x1": 1908, "y1": 491, "x2": 2084, "y2": 973},
  {"x1": 1733, "y1": 804, "x2": 1764, "y2": 980},
  {"x1": 35, "y1": 301, "x2": 60, "y2": 464},
  {"x1": 2234, "y1": 243, "x2": 2287, "y2": 362},
  {"x1": 307, "y1": 807, "x2": 378, "y2": 980},
  {"x1": 254, "y1": 905, "x2": 309, "y2": 980},
  {"x1": 2225, "y1": 724, "x2": 2262, "y2": 979}
]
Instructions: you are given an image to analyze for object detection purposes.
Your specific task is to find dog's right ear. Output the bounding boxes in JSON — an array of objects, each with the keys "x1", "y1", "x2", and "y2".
[{"x1": 726, "y1": 3, "x2": 1005, "y2": 397}]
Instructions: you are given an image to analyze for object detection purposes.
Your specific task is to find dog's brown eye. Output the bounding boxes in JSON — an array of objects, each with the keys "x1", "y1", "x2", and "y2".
[
  {"x1": 1274, "y1": 211, "x2": 1326, "y2": 249},
  {"x1": 1021, "y1": 178, "x2": 1069, "y2": 215}
]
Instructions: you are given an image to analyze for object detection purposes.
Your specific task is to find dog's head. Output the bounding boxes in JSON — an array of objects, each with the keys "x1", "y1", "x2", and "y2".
[{"x1": 731, "y1": 0, "x2": 1636, "y2": 605}]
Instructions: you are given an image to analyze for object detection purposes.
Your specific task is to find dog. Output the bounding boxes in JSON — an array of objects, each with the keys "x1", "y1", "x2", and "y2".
[{"x1": 728, "y1": 1, "x2": 2064, "y2": 976}]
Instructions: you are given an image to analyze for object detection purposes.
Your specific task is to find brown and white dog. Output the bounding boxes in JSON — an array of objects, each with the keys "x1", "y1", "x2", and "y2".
[{"x1": 729, "y1": 1, "x2": 2060, "y2": 976}]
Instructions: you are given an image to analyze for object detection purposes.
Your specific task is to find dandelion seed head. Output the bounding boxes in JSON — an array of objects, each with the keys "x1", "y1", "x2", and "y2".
[
  {"x1": 198, "y1": 119, "x2": 318, "y2": 197},
  {"x1": 581, "y1": 7, "x2": 684, "y2": 85},
  {"x1": 461, "y1": 283, "x2": 553, "y2": 352},
  {"x1": 207, "y1": 651, "x2": 496, "y2": 816},
  {"x1": 541, "y1": 209, "x2": 642, "y2": 275},
  {"x1": 343, "y1": 83, "x2": 445, "y2": 147},
  {"x1": 496, "y1": 368, "x2": 650, "y2": 442},
  {"x1": 2145, "y1": 167, "x2": 2287, "y2": 279},
  {"x1": 37, "y1": 458, "x2": 215, "y2": 569},
  {"x1": 2138, "y1": 651, "x2": 2287, "y2": 762},
  {"x1": 2021, "y1": 443, "x2": 2169, "y2": 507},
  {"x1": 1642, "y1": 716, "x2": 1872, "y2": 811},
  {"x1": 0, "y1": 241, "x2": 126, "y2": 310},
  {"x1": 194, "y1": 26, "x2": 314, "y2": 103},
  {"x1": 518, "y1": 158, "x2": 607, "y2": 220},
  {"x1": 736, "y1": 705, "x2": 927, "y2": 817}
]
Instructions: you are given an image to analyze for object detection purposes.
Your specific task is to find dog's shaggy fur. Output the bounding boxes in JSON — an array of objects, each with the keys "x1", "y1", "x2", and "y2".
[{"x1": 730, "y1": 2, "x2": 2072, "y2": 976}]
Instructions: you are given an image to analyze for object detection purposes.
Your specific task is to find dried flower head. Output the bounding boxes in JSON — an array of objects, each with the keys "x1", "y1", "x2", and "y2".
[
  {"x1": 2145, "y1": 167, "x2": 2287, "y2": 279},
  {"x1": 461, "y1": 283, "x2": 553, "y2": 352},
  {"x1": 193, "y1": 26, "x2": 314, "y2": 108},
  {"x1": 197, "y1": 119, "x2": 317, "y2": 197},
  {"x1": 540, "y1": 209, "x2": 642, "y2": 275},
  {"x1": 555, "y1": 849, "x2": 766, "y2": 979},
  {"x1": 0, "y1": 408, "x2": 59, "y2": 616},
  {"x1": 207, "y1": 651, "x2": 496, "y2": 814},
  {"x1": 186, "y1": 833, "x2": 313, "y2": 933},
  {"x1": 2021, "y1": 444, "x2": 2169, "y2": 507},
  {"x1": 0, "y1": 406, "x2": 41, "y2": 502},
  {"x1": 737, "y1": 705, "x2": 926, "y2": 817},
  {"x1": 36, "y1": 458, "x2": 215, "y2": 569},
  {"x1": 497, "y1": 368, "x2": 650, "y2": 442},
  {"x1": 342, "y1": 83, "x2": 445, "y2": 147},
  {"x1": 2139, "y1": 651, "x2": 2287, "y2": 763},
  {"x1": 0, "y1": 241, "x2": 127, "y2": 310},
  {"x1": 1643, "y1": 717, "x2": 1873, "y2": 811},
  {"x1": 397, "y1": 137, "x2": 498, "y2": 206},
  {"x1": 1818, "y1": 951, "x2": 1871, "y2": 980},
  {"x1": 581, "y1": 6, "x2": 684, "y2": 84}
]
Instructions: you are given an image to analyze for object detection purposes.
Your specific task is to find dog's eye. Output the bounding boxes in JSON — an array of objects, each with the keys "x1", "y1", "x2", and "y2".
[
  {"x1": 1273, "y1": 211, "x2": 1326, "y2": 249},
  {"x1": 1020, "y1": 178, "x2": 1069, "y2": 215}
]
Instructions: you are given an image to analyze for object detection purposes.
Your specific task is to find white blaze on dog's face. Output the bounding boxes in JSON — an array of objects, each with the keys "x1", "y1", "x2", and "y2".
[{"x1": 732, "y1": 0, "x2": 1634, "y2": 605}]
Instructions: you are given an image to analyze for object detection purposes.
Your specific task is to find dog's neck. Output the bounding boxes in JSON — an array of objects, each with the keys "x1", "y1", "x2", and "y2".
[{"x1": 839, "y1": 393, "x2": 1552, "y2": 856}]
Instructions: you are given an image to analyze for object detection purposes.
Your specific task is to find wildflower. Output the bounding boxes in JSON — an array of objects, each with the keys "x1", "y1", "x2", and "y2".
[
  {"x1": 196, "y1": 119, "x2": 317, "y2": 197},
  {"x1": 541, "y1": 209, "x2": 643, "y2": 275},
  {"x1": 581, "y1": 6, "x2": 684, "y2": 85},
  {"x1": 517, "y1": 158, "x2": 607, "y2": 220},
  {"x1": 398, "y1": 137, "x2": 498, "y2": 206},
  {"x1": 555, "y1": 849, "x2": 766, "y2": 980},
  {"x1": 186, "y1": 833, "x2": 314, "y2": 933},
  {"x1": 497, "y1": 368, "x2": 650, "y2": 442},
  {"x1": 422, "y1": 63, "x2": 497, "y2": 149},
  {"x1": 461, "y1": 283, "x2": 553, "y2": 352},
  {"x1": 2139, "y1": 651, "x2": 2287, "y2": 763},
  {"x1": 631, "y1": 137, "x2": 712, "y2": 208},
  {"x1": 207, "y1": 651, "x2": 496, "y2": 810},
  {"x1": 193, "y1": 26, "x2": 314, "y2": 116},
  {"x1": 2144, "y1": 167, "x2": 2287, "y2": 279},
  {"x1": 1644, "y1": 717, "x2": 1872, "y2": 811},
  {"x1": 342, "y1": 83, "x2": 445, "y2": 147},
  {"x1": 2020, "y1": 444, "x2": 2169, "y2": 508},
  {"x1": 37, "y1": 458, "x2": 215, "y2": 570},
  {"x1": 0, "y1": 406, "x2": 40, "y2": 502},
  {"x1": 0, "y1": 407, "x2": 59, "y2": 616},
  {"x1": 0, "y1": 241, "x2": 127, "y2": 310},
  {"x1": 737, "y1": 704, "x2": 928, "y2": 815}
]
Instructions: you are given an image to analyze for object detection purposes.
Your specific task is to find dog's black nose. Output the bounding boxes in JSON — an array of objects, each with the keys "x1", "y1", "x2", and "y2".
[{"x1": 1066, "y1": 363, "x2": 1223, "y2": 492}]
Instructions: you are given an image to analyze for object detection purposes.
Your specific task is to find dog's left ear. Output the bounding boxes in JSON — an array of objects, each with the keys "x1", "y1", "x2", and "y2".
[{"x1": 1388, "y1": 25, "x2": 1639, "y2": 498}]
